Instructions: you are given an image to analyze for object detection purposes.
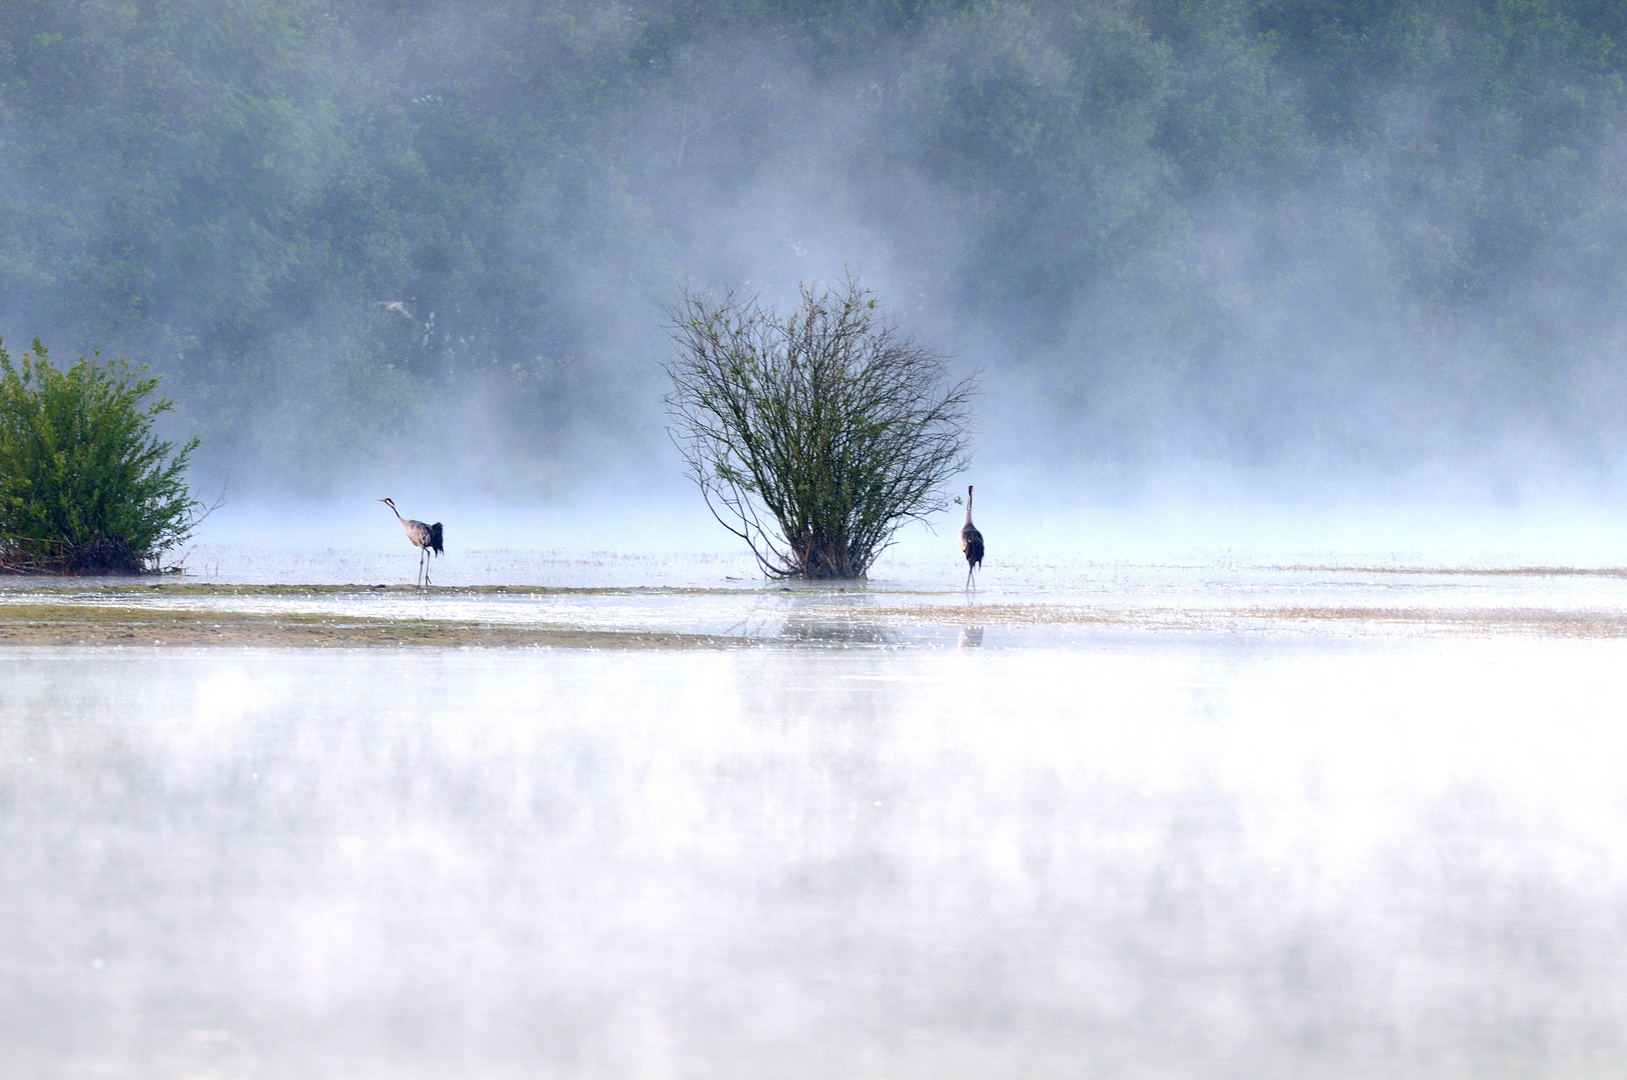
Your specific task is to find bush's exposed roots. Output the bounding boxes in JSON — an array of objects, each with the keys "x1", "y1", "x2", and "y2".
[{"x1": 0, "y1": 535, "x2": 150, "y2": 575}]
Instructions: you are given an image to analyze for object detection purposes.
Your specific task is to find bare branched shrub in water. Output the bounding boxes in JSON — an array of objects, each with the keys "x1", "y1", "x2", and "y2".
[
  {"x1": 0, "y1": 339, "x2": 201, "y2": 574},
  {"x1": 665, "y1": 279, "x2": 977, "y2": 579}
]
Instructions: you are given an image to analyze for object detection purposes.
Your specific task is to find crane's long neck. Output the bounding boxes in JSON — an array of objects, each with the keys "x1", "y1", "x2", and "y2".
[
  {"x1": 964, "y1": 488, "x2": 973, "y2": 527},
  {"x1": 388, "y1": 502, "x2": 402, "y2": 521}
]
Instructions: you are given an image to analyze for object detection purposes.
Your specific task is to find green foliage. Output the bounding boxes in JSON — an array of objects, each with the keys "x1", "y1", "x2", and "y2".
[
  {"x1": 3, "y1": 0, "x2": 1627, "y2": 477},
  {"x1": 6, "y1": 0, "x2": 1624, "y2": 342},
  {"x1": 0, "y1": 339, "x2": 200, "y2": 573},
  {"x1": 893, "y1": 1, "x2": 1175, "y2": 311},
  {"x1": 666, "y1": 279, "x2": 976, "y2": 579}
]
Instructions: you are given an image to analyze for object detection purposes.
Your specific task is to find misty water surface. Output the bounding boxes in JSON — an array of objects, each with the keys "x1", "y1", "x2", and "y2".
[{"x1": 3, "y1": 632, "x2": 1624, "y2": 1078}]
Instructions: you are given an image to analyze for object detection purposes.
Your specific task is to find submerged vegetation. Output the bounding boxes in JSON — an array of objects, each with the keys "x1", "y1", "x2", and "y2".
[
  {"x1": 0, "y1": 339, "x2": 200, "y2": 574},
  {"x1": 666, "y1": 280, "x2": 975, "y2": 579}
]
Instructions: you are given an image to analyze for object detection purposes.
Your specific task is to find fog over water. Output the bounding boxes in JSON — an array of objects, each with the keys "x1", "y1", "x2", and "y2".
[
  {"x1": 5, "y1": 1, "x2": 1627, "y2": 510},
  {"x1": 6, "y1": 641, "x2": 1627, "y2": 1077}
]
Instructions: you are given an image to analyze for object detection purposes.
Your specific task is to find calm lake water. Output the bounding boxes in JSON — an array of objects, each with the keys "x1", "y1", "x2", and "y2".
[{"x1": 3, "y1": 628, "x2": 1625, "y2": 1077}]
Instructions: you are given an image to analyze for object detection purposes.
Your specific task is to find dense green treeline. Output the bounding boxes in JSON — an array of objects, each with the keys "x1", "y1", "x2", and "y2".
[{"x1": 1, "y1": 0, "x2": 1624, "y2": 488}]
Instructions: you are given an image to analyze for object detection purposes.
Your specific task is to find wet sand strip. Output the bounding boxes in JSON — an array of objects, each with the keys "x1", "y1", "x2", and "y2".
[
  {"x1": 811, "y1": 603, "x2": 1627, "y2": 637},
  {"x1": 1272, "y1": 565, "x2": 1627, "y2": 578},
  {"x1": 0, "y1": 582, "x2": 747, "y2": 598},
  {"x1": 2, "y1": 597, "x2": 1625, "y2": 645},
  {"x1": 1244, "y1": 605, "x2": 1627, "y2": 637},
  {"x1": 0, "y1": 603, "x2": 736, "y2": 649}
]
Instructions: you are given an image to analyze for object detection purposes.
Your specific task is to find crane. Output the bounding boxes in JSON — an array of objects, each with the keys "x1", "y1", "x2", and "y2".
[
  {"x1": 379, "y1": 498, "x2": 443, "y2": 587},
  {"x1": 960, "y1": 484, "x2": 984, "y2": 589}
]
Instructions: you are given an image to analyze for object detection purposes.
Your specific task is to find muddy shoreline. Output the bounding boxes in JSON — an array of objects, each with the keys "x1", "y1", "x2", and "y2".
[
  {"x1": 0, "y1": 601, "x2": 737, "y2": 648},
  {"x1": 2, "y1": 586, "x2": 1625, "y2": 646}
]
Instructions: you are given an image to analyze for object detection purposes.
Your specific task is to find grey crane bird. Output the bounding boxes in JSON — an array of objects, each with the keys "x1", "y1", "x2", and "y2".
[
  {"x1": 959, "y1": 484, "x2": 984, "y2": 589},
  {"x1": 380, "y1": 498, "x2": 443, "y2": 587}
]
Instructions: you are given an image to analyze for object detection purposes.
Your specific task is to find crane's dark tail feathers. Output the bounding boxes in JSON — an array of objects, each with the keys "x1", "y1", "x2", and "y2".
[{"x1": 429, "y1": 523, "x2": 444, "y2": 555}]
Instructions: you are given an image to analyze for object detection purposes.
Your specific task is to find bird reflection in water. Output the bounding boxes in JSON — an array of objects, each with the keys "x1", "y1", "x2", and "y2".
[{"x1": 958, "y1": 626, "x2": 984, "y2": 648}]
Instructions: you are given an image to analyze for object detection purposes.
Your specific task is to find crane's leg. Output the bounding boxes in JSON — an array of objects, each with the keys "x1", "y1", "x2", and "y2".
[{"x1": 423, "y1": 547, "x2": 431, "y2": 588}]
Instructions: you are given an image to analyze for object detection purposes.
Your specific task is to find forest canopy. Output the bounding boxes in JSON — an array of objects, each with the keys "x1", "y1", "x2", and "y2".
[{"x1": 2, "y1": 0, "x2": 1625, "y2": 491}]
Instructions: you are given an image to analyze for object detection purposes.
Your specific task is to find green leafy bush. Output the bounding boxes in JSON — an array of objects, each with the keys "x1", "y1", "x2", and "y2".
[
  {"x1": 0, "y1": 339, "x2": 200, "y2": 574},
  {"x1": 665, "y1": 279, "x2": 977, "y2": 580}
]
